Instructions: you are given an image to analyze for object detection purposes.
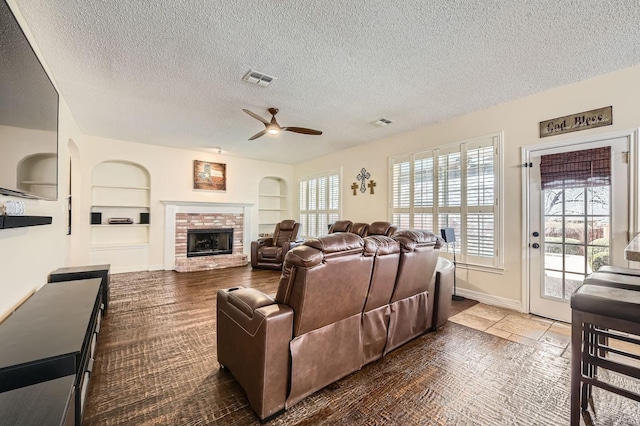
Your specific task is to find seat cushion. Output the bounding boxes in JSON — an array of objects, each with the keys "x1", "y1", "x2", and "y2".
[
  {"x1": 571, "y1": 284, "x2": 640, "y2": 323},
  {"x1": 260, "y1": 246, "x2": 279, "y2": 259}
]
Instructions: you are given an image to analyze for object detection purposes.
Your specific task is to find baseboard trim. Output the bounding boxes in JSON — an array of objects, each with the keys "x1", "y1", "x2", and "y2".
[
  {"x1": 110, "y1": 265, "x2": 151, "y2": 274},
  {"x1": 455, "y1": 288, "x2": 523, "y2": 312}
]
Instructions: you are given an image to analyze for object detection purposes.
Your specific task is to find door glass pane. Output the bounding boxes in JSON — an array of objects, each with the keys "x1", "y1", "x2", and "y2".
[
  {"x1": 564, "y1": 242, "x2": 585, "y2": 274},
  {"x1": 564, "y1": 188, "x2": 585, "y2": 215},
  {"x1": 543, "y1": 270, "x2": 563, "y2": 298},
  {"x1": 544, "y1": 243, "x2": 563, "y2": 270},
  {"x1": 564, "y1": 217, "x2": 585, "y2": 244},
  {"x1": 587, "y1": 245, "x2": 609, "y2": 274},
  {"x1": 565, "y1": 273, "x2": 585, "y2": 299},
  {"x1": 542, "y1": 180, "x2": 611, "y2": 301}
]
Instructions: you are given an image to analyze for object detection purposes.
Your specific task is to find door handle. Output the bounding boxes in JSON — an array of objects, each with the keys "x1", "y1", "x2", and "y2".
[
  {"x1": 532, "y1": 232, "x2": 539, "y2": 237},
  {"x1": 532, "y1": 243, "x2": 540, "y2": 249}
]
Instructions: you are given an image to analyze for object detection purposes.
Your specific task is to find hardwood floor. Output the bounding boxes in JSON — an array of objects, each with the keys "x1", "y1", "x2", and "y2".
[{"x1": 82, "y1": 266, "x2": 640, "y2": 425}]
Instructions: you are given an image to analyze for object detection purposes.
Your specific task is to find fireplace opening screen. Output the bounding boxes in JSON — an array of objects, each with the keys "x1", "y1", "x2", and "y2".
[{"x1": 187, "y1": 228, "x2": 233, "y2": 257}]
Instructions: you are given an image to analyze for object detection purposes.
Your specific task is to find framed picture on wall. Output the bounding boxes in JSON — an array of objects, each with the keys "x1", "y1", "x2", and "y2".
[{"x1": 193, "y1": 160, "x2": 226, "y2": 191}]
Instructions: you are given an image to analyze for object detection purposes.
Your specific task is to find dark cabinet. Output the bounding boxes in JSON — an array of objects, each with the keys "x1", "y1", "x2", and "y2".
[
  {"x1": 0, "y1": 278, "x2": 102, "y2": 425},
  {"x1": 49, "y1": 264, "x2": 110, "y2": 312}
]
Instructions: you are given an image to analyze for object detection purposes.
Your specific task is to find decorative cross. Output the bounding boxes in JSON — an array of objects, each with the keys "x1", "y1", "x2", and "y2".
[
  {"x1": 357, "y1": 168, "x2": 370, "y2": 193},
  {"x1": 351, "y1": 182, "x2": 358, "y2": 196},
  {"x1": 368, "y1": 180, "x2": 376, "y2": 194}
]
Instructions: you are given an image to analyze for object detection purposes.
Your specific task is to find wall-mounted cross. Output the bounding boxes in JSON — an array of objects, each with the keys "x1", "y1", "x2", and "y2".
[
  {"x1": 351, "y1": 182, "x2": 358, "y2": 196},
  {"x1": 357, "y1": 168, "x2": 370, "y2": 193},
  {"x1": 368, "y1": 180, "x2": 376, "y2": 194}
]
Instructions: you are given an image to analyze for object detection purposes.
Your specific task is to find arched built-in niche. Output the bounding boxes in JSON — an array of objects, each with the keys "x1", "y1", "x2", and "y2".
[
  {"x1": 90, "y1": 161, "x2": 150, "y2": 247},
  {"x1": 258, "y1": 177, "x2": 288, "y2": 236},
  {"x1": 16, "y1": 152, "x2": 57, "y2": 199}
]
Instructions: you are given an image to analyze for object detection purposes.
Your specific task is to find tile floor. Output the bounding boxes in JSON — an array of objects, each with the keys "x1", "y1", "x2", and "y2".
[
  {"x1": 449, "y1": 303, "x2": 572, "y2": 357},
  {"x1": 450, "y1": 302, "x2": 640, "y2": 366}
]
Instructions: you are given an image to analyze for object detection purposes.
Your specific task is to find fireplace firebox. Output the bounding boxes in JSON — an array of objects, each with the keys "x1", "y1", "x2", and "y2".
[{"x1": 187, "y1": 228, "x2": 233, "y2": 257}]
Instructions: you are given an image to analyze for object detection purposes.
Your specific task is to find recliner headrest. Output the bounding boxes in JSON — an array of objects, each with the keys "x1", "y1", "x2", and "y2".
[
  {"x1": 279, "y1": 219, "x2": 297, "y2": 231},
  {"x1": 393, "y1": 229, "x2": 441, "y2": 251},
  {"x1": 329, "y1": 220, "x2": 353, "y2": 233},
  {"x1": 303, "y1": 232, "x2": 363, "y2": 255}
]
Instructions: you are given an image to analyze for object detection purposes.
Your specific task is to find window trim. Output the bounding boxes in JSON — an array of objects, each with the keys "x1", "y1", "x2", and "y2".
[{"x1": 389, "y1": 132, "x2": 504, "y2": 270}]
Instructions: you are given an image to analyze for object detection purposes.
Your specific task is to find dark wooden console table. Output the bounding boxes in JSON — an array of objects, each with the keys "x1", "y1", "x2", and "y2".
[
  {"x1": 49, "y1": 264, "x2": 110, "y2": 312},
  {"x1": 0, "y1": 278, "x2": 103, "y2": 425}
]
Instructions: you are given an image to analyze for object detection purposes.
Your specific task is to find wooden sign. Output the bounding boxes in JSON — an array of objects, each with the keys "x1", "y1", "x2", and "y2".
[
  {"x1": 539, "y1": 106, "x2": 612, "y2": 138},
  {"x1": 193, "y1": 160, "x2": 226, "y2": 191}
]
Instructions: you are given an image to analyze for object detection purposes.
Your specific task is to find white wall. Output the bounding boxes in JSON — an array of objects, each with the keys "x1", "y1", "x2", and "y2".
[
  {"x1": 0, "y1": 100, "x2": 79, "y2": 320},
  {"x1": 70, "y1": 136, "x2": 293, "y2": 271},
  {"x1": 294, "y1": 65, "x2": 640, "y2": 310}
]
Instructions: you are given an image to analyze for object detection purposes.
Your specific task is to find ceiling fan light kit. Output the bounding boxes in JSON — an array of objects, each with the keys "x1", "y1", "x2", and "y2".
[{"x1": 243, "y1": 107, "x2": 323, "y2": 140}]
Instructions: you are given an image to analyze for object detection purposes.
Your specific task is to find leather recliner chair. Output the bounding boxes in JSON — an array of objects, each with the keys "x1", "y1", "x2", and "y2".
[
  {"x1": 350, "y1": 222, "x2": 369, "y2": 237},
  {"x1": 328, "y1": 220, "x2": 353, "y2": 233},
  {"x1": 218, "y1": 233, "x2": 375, "y2": 419},
  {"x1": 250, "y1": 219, "x2": 302, "y2": 270},
  {"x1": 367, "y1": 221, "x2": 398, "y2": 236},
  {"x1": 218, "y1": 230, "x2": 443, "y2": 420},
  {"x1": 385, "y1": 229, "x2": 441, "y2": 353}
]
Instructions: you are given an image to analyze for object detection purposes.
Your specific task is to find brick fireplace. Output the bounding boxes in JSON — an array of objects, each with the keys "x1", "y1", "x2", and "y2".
[{"x1": 162, "y1": 202, "x2": 253, "y2": 272}]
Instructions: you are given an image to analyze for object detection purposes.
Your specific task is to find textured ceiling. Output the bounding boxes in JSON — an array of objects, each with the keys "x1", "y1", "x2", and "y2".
[{"x1": 11, "y1": 0, "x2": 640, "y2": 164}]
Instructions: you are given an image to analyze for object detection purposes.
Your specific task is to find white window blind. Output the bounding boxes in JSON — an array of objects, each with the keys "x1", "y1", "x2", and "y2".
[
  {"x1": 390, "y1": 133, "x2": 502, "y2": 268},
  {"x1": 299, "y1": 170, "x2": 340, "y2": 238}
]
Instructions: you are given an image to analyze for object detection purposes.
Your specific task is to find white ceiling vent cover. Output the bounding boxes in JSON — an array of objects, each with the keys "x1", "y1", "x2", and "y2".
[
  {"x1": 372, "y1": 118, "x2": 393, "y2": 126},
  {"x1": 242, "y1": 69, "x2": 277, "y2": 87}
]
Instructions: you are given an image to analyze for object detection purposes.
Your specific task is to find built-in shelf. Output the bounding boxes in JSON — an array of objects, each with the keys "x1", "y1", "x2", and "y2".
[
  {"x1": 20, "y1": 181, "x2": 56, "y2": 186},
  {"x1": 92, "y1": 205, "x2": 150, "y2": 209},
  {"x1": 258, "y1": 177, "x2": 288, "y2": 236},
  {"x1": 91, "y1": 224, "x2": 149, "y2": 228},
  {"x1": 90, "y1": 243, "x2": 150, "y2": 250},
  {"x1": 90, "y1": 161, "x2": 151, "y2": 270},
  {"x1": 92, "y1": 185, "x2": 150, "y2": 190},
  {"x1": 0, "y1": 215, "x2": 53, "y2": 229}
]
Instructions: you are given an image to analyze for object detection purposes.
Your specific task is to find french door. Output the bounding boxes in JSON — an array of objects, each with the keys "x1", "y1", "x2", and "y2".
[{"x1": 526, "y1": 135, "x2": 631, "y2": 322}]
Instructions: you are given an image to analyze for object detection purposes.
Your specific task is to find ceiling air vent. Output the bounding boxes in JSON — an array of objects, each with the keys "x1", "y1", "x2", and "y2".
[
  {"x1": 242, "y1": 69, "x2": 277, "y2": 87},
  {"x1": 372, "y1": 118, "x2": 393, "y2": 126}
]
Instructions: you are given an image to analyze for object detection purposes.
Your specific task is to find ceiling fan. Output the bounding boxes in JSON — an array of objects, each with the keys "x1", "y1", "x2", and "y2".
[{"x1": 242, "y1": 107, "x2": 323, "y2": 141}]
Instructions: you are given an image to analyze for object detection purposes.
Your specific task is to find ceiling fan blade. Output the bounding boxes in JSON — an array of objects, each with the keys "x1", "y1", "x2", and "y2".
[
  {"x1": 243, "y1": 109, "x2": 269, "y2": 125},
  {"x1": 248, "y1": 129, "x2": 267, "y2": 140},
  {"x1": 282, "y1": 127, "x2": 323, "y2": 136}
]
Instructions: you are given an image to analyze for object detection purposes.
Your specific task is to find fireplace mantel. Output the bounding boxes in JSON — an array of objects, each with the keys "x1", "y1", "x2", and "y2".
[{"x1": 162, "y1": 201, "x2": 254, "y2": 270}]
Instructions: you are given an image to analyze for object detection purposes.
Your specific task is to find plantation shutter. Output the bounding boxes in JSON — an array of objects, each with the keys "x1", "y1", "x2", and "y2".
[
  {"x1": 389, "y1": 133, "x2": 501, "y2": 268},
  {"x1": 299, "y1": 170, "x2": 340, "y2": 237},
  {"x1": 392, "y1": 155, "x2": 411, "y2": 228},
  {"x1": 413, "y1": 151, "x2": 434, "y2": 230},
  {"x1": 465, "y1": 141, "x2": 496, "y2": 259}
]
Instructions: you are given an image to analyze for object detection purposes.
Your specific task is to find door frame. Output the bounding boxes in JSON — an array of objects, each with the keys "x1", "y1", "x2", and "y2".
[{"x1": 521, "y1": 129, "x2": 639, "y2": 315}]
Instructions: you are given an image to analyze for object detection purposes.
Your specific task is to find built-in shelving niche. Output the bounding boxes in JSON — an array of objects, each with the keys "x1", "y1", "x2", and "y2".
[
  {"x1": 258, "y1": 177, "x2": 288, "y2": 237},
  {"x1": 89, "y1": 161, "x2": 150, "y2": 272}
]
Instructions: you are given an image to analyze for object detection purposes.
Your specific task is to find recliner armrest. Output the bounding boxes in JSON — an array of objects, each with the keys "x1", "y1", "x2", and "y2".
[
  {"x1": 255, "y1": 237, "x2": 273, "y2": 246},
  {"x1": 227, "y1": 287, "x2": 276, "y2": 317},
  {"x1": 217, "y1": 287, "x2": 294, "y2": 420}
]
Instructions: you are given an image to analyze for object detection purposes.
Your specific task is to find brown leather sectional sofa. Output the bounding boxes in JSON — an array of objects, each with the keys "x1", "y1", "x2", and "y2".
[{"x1": 217, "y1": 229, "x2": 452, "y2": 421}]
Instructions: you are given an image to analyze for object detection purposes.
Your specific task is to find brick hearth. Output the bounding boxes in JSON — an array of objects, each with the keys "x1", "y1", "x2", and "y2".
[{"x1": 175, "y1": 213, "x2": 248, "y2": 272}]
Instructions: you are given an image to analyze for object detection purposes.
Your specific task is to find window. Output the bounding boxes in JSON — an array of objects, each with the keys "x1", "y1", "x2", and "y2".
[
  {"x1": 299, "y1": 170, "x2": 340, "y2": 238},
  {"x1": 390, "y1": 133, "x2": 502, "y2": 268}
]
